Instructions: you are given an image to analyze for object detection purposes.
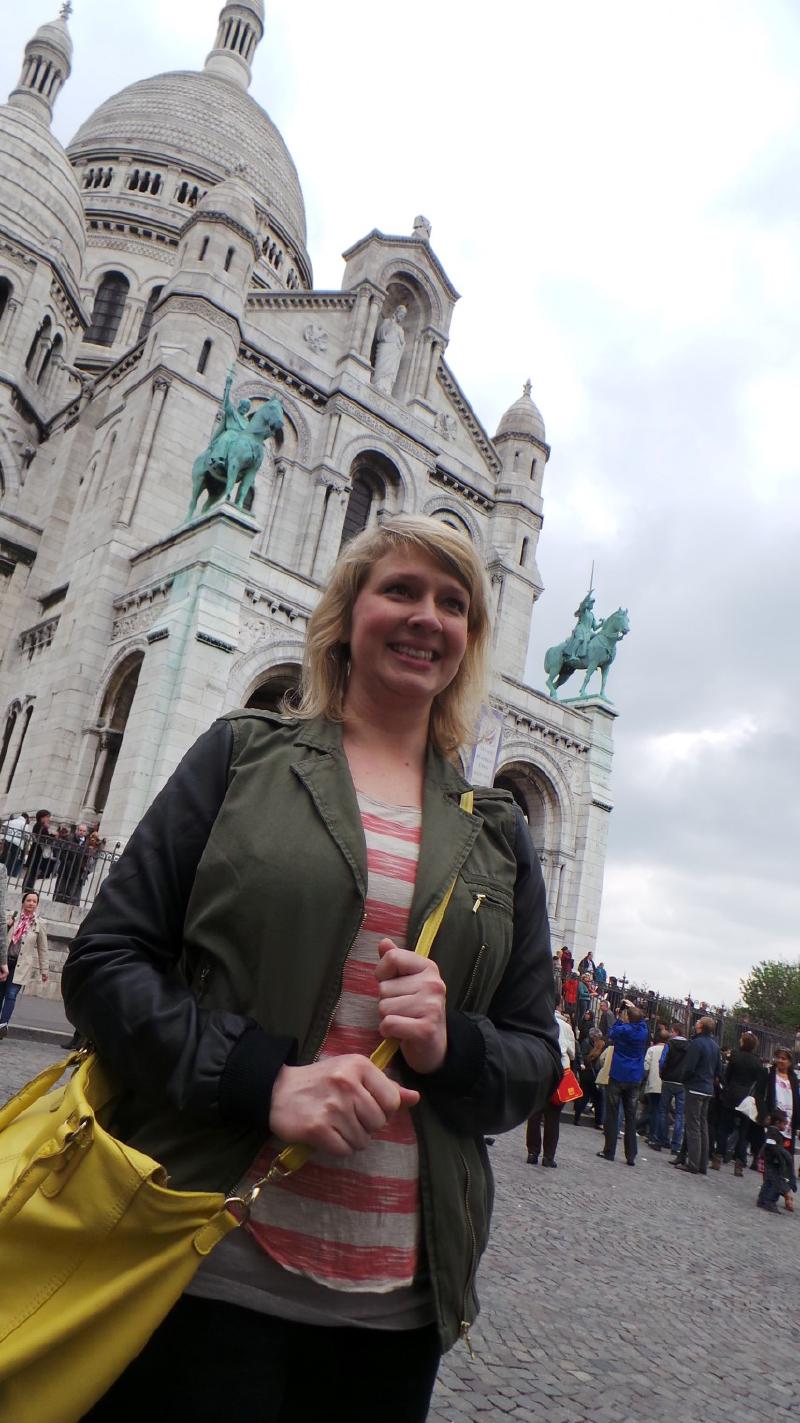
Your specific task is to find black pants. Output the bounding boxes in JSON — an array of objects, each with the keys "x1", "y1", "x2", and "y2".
[
  {"x1": 527, "y1": 1101, "x2": 563, "y2": 1160},
  {"x1": 81, "y1": 1294, "x2": 441, "y2": 1423},
  {"x1": 684, "y1": 1092, "x2": 712, "y2": 1172},
  {"x1": 603, "y1": 1081, "x2": 639, "y2": 1162}
]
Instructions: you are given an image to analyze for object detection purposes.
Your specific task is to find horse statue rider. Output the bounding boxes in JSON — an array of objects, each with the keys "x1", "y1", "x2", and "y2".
[
  {"x1": 187, "y1": 368, "x2": 284, "y2": 520},
  {"x1": 563, "y1": 591, "x2": 603, "y2": 663},
  {"x1": 544, "y1": 585, "x2": 630, "y2": 700}
]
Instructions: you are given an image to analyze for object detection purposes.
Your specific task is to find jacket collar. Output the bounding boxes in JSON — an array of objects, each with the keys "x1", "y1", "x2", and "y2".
[{"x1": 290, "y1": 716, "x2": 481, "y2": 944}]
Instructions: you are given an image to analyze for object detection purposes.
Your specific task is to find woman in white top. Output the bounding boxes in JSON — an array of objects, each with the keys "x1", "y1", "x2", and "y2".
[{"x1": 644, "y1": 1025, "x2": 669, "y2": 1145}]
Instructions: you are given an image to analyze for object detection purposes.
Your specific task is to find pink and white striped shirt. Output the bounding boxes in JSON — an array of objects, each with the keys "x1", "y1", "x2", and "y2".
[{"x1": 243, "y1": 789, "x2": 422, "y2": 1293}]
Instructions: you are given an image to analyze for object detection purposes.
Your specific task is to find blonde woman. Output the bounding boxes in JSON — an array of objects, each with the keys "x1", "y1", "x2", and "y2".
[
  {"x1": 0, "y1": 889, "x2": 49, "y2": 1037},
  {"x1": 65, "y1": 515, "x2": 560, "y2": 1423}
]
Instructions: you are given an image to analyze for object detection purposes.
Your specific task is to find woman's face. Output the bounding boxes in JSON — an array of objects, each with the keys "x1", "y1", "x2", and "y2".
[
  {"x1": 22, "y1": 894, "x2": 38, "y2": 915},
  {"x1": 774, "y1": 1052, "x2": 792, "y2": 1075},
  {"x1": 346, "y1": 549, "x2": 470, "y2": 713}
]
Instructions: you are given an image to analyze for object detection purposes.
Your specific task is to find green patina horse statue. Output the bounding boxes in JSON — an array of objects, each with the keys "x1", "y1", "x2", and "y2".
[
  {"x1": 545, "y1": 606, "x2": 630, "y2": 700},
  {"x1": 187, "y1": 377, "x2": 284, "y2": 520}
]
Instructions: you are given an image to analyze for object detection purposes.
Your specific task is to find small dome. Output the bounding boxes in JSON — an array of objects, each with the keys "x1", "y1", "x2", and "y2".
[
  {"x1": 196, "y1": 175, "x2": 258, "y2": 236},
  {"x1": 495, "y1": 380, "x2": 546, "y2": 442},
  {"x1": 30, "y1": 14, "x2": 73, "y2": 66},
  {"x1": 68, "y1": 71, "x2": 308, "y2": 263},
  {"x1": 0, "y1": 102, "x2": 84, "y2": 282}
]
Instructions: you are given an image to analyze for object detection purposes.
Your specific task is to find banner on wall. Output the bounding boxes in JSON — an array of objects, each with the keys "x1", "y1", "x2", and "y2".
[{"x1": 465, "y1": 704, "x2": 504, "y2": 787}]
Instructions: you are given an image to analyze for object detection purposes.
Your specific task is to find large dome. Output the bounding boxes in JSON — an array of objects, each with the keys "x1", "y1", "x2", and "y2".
[
  {"x1": 0, "y1": 103, "x2": 84, "y2": 283},
  {"x1": 67, "y1": 70, "x2": 307, "y2": 258}
]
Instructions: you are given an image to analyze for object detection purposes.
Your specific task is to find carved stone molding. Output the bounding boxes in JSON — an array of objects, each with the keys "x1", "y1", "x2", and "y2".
[
  {"x1": 244, "y1": 586, "x2": 311, "y2": 626},
  {"x1": 112, "y1": 579, "x2": 174, "y2": 642},
  {"x1": 238, "y1": 346, "x2": 327, "y2": 408},
  {"x1": 247, "y1": 291, "x2": 356, "y2": 313},
  {"x1": 434, "y1": 410, "x2": 457, "y2": 441},
  {"x1": 0, "y1": 237, "x2": 36, "y2": 272},
  {"x1": 430, "y1": 466, "x2": 494, "y2": 513},
  {"x1": 18, "y1": 615, "x2": 60, "y2": 660},
  {"x1": 161, "y1": 295, "x2": 239, "y2": 341},
  {"x1": 333, "y1": 397, "x2": 431, "y2": 464},
  {"x1": 437, "y1": 364, "x2": 501, "y2": 475}
]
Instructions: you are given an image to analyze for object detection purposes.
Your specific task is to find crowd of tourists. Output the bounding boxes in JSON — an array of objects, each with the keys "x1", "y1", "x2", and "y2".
[
  {"x1": 0, "y1": 809, "x2": 105, "y2": 905},
  {"x1": 526, "y1": 954, "x2": 799, "y2": 1217}
]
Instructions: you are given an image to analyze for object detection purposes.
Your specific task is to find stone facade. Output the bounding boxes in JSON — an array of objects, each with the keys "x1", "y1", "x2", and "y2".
[{"x1": 0, "y1": 2, "x2": 616, "y2": 957}]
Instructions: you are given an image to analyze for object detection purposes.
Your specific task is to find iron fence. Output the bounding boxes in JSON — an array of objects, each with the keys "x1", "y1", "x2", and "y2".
[{"x1": 0, "y1": 822, "x2": 121, "y2": 913}]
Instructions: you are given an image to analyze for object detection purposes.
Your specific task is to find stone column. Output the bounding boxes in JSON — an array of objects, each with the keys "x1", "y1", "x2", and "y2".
[
  {"x1": 560, "y1": 698, "x2": 617, "y2": 958},
  {"x1": 312, "y1": 481, "x2": 349, "y2": 581}
]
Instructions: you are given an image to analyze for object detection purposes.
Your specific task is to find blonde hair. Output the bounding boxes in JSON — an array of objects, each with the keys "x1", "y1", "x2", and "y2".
[{"x1": 295, "y1": 515, "x2": 492, "y2": 756}]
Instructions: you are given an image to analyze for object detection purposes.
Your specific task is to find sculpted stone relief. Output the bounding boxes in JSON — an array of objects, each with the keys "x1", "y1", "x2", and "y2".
[{"x1": 303, "y1": 322, "x2": 328, "y2": 354}]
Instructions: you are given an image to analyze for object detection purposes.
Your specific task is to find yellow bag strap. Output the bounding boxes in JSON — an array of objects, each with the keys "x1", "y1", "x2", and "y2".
[{"x1": 232, "y1": 789, "x2": 475, "y2": 1211}]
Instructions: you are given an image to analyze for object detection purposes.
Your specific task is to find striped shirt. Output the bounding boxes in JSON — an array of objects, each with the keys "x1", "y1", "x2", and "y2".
[{"x1": 243, "y1": 789, "x2": 422, "y2": 1293}]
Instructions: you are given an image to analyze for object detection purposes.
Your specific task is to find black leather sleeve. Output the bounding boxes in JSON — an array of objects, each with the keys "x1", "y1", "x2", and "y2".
[
  {"x1": 409, "y1": 807, "x2": 561, "y2": 1134},
  {"x1": 62, "y1": 720, "x2": 296, "y2": 1129}
]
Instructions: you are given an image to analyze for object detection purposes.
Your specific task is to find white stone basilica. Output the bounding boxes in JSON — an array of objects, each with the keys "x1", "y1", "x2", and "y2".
[{"x1": 0, "y1": 2, "x2": 617, "y2": 956}]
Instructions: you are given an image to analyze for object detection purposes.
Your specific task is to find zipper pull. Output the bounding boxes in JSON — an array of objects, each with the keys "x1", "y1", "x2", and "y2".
[
  {"x1": 472, "y1": 894, "x2": 486, "y2": 915},
  {"x1": 460, "y1": 1321, "x2": 476, "y2": 1360},
  {"x1": 198, "y1": 965, "x2": 211, "y2": 995}
]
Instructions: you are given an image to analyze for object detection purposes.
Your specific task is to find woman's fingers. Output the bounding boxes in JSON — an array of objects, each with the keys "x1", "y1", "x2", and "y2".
[{"x1": 268, "y1": 1055, "x2": 419, "y2": 1155}]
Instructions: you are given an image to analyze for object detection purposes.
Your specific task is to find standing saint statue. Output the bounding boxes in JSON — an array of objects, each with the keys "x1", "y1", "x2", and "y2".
[{"x1": 371, "y1": 304, "x2": 407, "y2": 396}]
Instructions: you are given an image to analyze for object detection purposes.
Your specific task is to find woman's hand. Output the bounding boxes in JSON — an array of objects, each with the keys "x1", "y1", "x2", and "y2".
[
  {"x1": 268, "y1": 1055, "x2": 419, "y2": 1157},
  {"x1": 0, "y1": 967, "x2": 7, "y2": 982},
  {"x1": 375, "y1": 937, "x2": 448, "y2": 1075}
]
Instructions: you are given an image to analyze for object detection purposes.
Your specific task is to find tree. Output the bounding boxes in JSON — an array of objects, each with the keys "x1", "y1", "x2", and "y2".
[{"x1": 739, "y1": 959, "x2": 800, "y2": 1031}]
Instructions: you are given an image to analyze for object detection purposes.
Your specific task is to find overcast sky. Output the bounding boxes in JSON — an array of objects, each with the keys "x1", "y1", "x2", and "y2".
[{"x1": 4, "y1": 1, "x2": 799, "y2": 1007}]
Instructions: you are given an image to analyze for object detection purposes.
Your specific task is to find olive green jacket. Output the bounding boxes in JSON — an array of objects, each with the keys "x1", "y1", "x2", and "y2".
[{"x1": 65, "y1": 712, "x2": 559, "y2": 1350}]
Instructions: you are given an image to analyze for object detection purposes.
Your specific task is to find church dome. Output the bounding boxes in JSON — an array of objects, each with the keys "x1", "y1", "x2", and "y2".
[
  {"x1": 495, "y1": 381, "x2": 546, "y2": 443},
  {"x1": 0, "y1": 103, "x2": 84, "y2": 282},
  {"x1": 67, "y1": 70, "x2": 307, "y2": 260}
]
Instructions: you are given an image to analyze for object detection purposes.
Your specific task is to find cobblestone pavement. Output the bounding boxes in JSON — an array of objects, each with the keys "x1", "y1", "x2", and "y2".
[{"x1": 2, "y1": 1045, "x2": 796, "y2": 1422}]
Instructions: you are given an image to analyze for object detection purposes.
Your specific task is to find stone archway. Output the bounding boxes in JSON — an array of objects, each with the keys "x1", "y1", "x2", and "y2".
[
  {"x1": 494, "y1": 758, "x2": 568, "y2": 926},
  {"x1": 84, "y1": 652, "x2": 144, "y2": 818},
  {"x1": 244, "y1": 661, "x2": 302, "y2": 712}
]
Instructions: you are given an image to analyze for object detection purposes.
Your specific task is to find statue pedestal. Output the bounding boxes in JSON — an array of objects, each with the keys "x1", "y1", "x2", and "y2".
[{"x1": 99, "y1": 503, "x2": 258, "y2": 841}]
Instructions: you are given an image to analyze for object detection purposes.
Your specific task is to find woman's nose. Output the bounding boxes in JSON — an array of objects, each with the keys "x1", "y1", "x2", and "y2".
[{"x1": 407, "y1": 599, "x2": 442, "y2": 630}]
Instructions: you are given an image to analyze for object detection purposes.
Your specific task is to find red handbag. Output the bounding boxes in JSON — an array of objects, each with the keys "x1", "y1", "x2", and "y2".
[{"x1": 550, "y1": 1067, "x2": 583, "y2": 1106}]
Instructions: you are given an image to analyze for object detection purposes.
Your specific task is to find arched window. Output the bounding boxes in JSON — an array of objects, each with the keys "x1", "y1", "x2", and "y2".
[
  {"x1": 339, "y1": 452, "x2": 399, "y2": 551},
  {"x1": 5, "y1": 704, "x2": 33, "y2": 794},
  {"x1": 25, "y1": 315, "x2": 51, "y2": 373},
  {"x1": 197, "y1": 339, "x2": 213, "y2": 375},
  {"x1": 137, "y1": 285, "x2": 164, "y2": 341},
  {"x1": 0, "y1": 278, "x2": 11, "y2": 324},
  {"x1": 340, "y1": 473, "x2": 375, "y2": 546},
  {"x1": 85, "y1": 272, "x2": 130, "y2": 346},
  {"x1": 224, "y1": 246, "x2": 235, "y2": 273},
  {"x1": 519, "y1": 536, "x2": 529, "y2": 567},
  {"x1": 88, "y1": 656, "x2": 144, "y2": 816},
  {"x1": 0, "y1": 705, "x2": 18, "y2": 777},
  {"x1": 38, "y1": 331, "x2": 62, "y2": 386},
  {"x1": 199, "y1": 236, "x2": 210, "y2": 261}
]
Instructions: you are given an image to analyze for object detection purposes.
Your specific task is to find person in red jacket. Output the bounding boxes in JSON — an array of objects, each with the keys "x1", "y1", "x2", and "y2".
[{"x1": 562, "y1": 971, "x2": 579, "y2": 1027}]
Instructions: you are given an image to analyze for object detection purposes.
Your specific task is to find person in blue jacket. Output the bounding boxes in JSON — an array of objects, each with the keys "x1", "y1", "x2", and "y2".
[{"x1": 597, "y1": 1000, "x2": 649, "y2": 1166}]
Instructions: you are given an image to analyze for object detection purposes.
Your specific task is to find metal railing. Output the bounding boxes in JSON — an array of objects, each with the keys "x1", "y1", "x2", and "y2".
[
  {"x1": 555, "y1": 970, "x2": 790, "y2": 1062},
  {"x1": 0, "y1": 823, "x2": 121, "y2": 913}
]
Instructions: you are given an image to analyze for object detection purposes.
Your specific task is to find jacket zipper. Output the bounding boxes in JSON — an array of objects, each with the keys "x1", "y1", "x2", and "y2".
[
  {"x1": 460, "y1": 944, "x2": 487, "y2": 1011},
  {"x1": 457, "y1": 1149, "x2": 478, "y2": 1360},
  {"x1": 197, "y1": 963, "x2": 212, "y2": 999}
]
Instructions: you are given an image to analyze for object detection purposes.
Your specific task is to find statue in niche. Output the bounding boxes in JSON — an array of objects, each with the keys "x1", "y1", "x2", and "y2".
[
  {"x1": 371, "y1": 304, "x2": 407, "y2": 396},
  {"x1": 187, "y1": 367, "x2": 284, "y2": 519},
  {"x1": 544, "y1": 584, "x2": 630, "y2": 700}
]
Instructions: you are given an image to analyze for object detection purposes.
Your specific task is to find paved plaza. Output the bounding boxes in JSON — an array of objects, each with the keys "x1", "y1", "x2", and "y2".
[{"x1": 2, "y1": 1039, "x2": 796, "y2": 1423}]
